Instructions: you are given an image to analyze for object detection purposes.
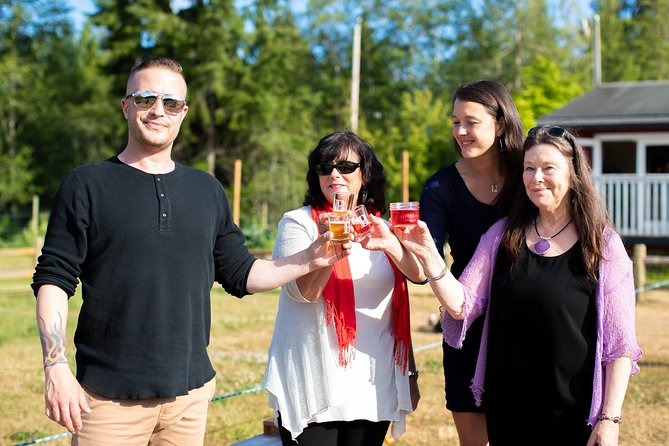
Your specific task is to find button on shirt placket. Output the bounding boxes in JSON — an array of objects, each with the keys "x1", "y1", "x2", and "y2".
[{"x1": 155, "y1": 176, "x2": 171, "y2": 232}]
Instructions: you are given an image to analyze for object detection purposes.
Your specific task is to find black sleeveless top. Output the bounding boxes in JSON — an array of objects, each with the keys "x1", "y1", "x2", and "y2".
[{"x1": 485, "y1": 242, "x2": 597, "y2": 445}]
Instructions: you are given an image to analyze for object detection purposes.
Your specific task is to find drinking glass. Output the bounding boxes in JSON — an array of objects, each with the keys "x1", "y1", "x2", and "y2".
[
  {"x1": 351, "y1": 205, "x2": 372, "y2": 238},
  {"x1": 389, "y1": 202, "x2": 420, "y2": 229},
  {"x1": 328, "y1": 213, "x2": 351, "y2": 243},
  {"x1": 333, "y1": 192, "x2": 355, "y2": 214}
]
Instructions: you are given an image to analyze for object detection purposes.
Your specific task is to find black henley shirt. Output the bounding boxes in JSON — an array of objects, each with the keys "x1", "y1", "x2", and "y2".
[{"x1": 32, "y1": 156, "x2": 256, "y2": 399}]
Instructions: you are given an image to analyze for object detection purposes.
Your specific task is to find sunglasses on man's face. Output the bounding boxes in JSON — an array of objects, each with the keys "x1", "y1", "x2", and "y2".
[
  {"x1": 125, "y1": 90, "x2": 187, "y2": 114},
  {"x1": 314, "y1": 161, "x2": 361, "y2": 176}
]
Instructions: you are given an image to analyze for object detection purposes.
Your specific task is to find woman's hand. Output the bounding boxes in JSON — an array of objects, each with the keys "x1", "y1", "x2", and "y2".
[
  {"x1": 587, "y1": 420, "x2": 620, "y2": 446},
  {"x1": 317, "y1": 212, "x2": 331, "y2": 235},
  {"x1": 359, "y1": 215, "x2": 402, "y2": 254},
  {"x1": 392, "y1": 220, "x2": 440, "y2": 265}
]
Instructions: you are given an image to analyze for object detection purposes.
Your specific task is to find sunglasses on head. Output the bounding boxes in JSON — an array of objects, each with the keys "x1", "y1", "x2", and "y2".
[
  {"x1": 314, "y1": 160, "x2": 361, "y2": 176},
  {"x1": 125, "y1": 90, "x2": 187, "y2": 114},
  {"x1": 528, "y1": 126, "x2": 569, "y2": 138},
  {"x1": 528, "y1": 126, "x2": 580, "y2": 161}
]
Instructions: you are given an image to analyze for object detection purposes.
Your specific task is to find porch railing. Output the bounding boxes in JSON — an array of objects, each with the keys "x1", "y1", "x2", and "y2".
[{"x1": 594, "y1": 174, "x2": 669, "y2": 238}]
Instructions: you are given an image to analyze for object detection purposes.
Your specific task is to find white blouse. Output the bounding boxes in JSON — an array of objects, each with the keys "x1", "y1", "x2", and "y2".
[{"x1": 262, "y1": 206, "x2": 413, "y2": 441}]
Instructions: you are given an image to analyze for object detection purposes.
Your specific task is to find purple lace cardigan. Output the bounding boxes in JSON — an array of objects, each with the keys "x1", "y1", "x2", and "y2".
[{"x1": 441, "y1": 218, "x2": 642, "y2": 427}]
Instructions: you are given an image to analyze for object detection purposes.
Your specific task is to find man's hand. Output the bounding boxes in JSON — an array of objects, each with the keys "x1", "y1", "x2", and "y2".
[{"x1": 44, "y1": 363, "x2": 90, "y2": 433}]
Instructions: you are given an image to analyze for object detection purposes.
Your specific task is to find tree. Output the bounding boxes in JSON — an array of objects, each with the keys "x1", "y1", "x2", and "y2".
[
  {"x1": 596, "y1": 0, "x2": 669, "y2": 82},
  {"x1": 365, "y1": 89, "x2": 455, "y2": 203},
  {"x1": 514, "y1": 55, "x2": 584, "y2": 128}
]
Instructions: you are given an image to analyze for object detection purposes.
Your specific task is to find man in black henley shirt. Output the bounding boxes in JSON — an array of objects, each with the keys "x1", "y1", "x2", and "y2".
[{"x1": 32, "y1": 57, "x2": 350, "y2": 445}]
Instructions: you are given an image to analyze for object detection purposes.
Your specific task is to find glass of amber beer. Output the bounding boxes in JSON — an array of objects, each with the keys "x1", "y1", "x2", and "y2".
[
  {"x1": 328, "y1": 213, "x2": 351, "y2": 243},
  {"x1": 389, "y1": 202, "x2": 420, "y2": 229}
]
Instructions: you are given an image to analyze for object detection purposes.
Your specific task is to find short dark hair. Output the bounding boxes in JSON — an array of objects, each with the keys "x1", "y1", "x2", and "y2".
[
  {"x1": 304, "y1": 130, "x2": 387, "y2": 214},
  {"x1": 128, "y1": 57, "x2": 185, "y2": 83}
]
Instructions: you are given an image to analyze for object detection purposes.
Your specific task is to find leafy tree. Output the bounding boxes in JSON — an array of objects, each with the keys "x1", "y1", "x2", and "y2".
[
  {"x1": 0, "y1": 0, "x2": 96, "y2": 207},
  {"x1": 0, "y1": 2, "x2": 35, "y2": 207},
  {"x1": 365, "y1": 89, "x2": 455, "y2": 203},
  {"x1": 233, "y1": 0, "x2": 323, "y2": 226},
  {"x1": 596, "y1": 0, "x2": 669, "y2": 81},
  {"x1": 514, "y1": 55, "x2": 584, "y2": 129}
]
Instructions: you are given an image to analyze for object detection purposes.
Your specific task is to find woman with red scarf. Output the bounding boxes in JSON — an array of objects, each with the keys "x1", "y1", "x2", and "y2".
[{"x1": 263, "y1": 130, "x2": 422, "y2": 445}]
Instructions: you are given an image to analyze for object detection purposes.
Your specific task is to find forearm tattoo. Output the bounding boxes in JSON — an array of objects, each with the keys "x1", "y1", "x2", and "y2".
[{"x1": 38, "y1": 312, "x2": 68, "y2": 368}]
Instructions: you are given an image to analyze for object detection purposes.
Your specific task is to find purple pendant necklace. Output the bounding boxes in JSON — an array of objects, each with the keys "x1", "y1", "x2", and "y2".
[{"x1": 533, "y1": 217, "x2": 572, "y2": 255}]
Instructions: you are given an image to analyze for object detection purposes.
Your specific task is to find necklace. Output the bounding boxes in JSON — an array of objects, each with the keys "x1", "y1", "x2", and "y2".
[
  {"x1": 466, "y1": 171, "x2": 501, "y2": 193},
  {"x1": 532, "y1": 217, "x2": 572, "y2": 255}
]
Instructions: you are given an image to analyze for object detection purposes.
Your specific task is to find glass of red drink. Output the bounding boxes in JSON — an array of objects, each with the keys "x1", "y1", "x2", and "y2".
[
  {"x1": 352, "y1": 205, "x2": 372, "y2": 238},
  {"x1": 390, "y1": 202, "x2": 420, "y2": 229}
]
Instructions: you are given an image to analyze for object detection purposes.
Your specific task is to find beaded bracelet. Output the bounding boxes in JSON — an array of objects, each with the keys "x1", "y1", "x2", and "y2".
[
  {"x1": 426, "y1": 265, "x2": 448, "y2": 282},
  {"x1": 598, "y1": 414, "x2": 622, "y2": 424}
]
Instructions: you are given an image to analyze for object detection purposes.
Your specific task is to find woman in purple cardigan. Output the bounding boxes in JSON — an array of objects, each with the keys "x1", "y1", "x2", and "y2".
[{"x1": 396, "y1": 127, "x2": 642, "y2": 445}]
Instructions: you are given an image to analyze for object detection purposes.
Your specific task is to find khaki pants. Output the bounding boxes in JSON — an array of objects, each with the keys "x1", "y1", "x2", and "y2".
[{"x1": 73, "y1": 377, "x2": 216, "y2": 446}]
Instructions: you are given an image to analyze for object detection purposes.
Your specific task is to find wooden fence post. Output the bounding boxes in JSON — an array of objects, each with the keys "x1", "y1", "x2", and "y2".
[
  {"x1": 233, "y1": 159, "x2": 242, "y2": 226},
  {"x1": 632, "y1": 244, "x2": 646, "y2": 302},
  {"x1": 402, "y1": 150, "x2": 409, "y2": 202}
]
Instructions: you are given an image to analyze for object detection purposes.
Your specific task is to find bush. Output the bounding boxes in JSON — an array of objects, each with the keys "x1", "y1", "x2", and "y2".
[
  {"x1": 0, "y1": 212, "x2": 47, "y2": 248},
  {"x1": 240, "y1": 224, "x2": 277, "y2": 251}
]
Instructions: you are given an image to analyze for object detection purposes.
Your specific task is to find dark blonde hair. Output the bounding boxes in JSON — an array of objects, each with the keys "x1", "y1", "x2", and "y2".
[
  {"x1": 128, "y1": 57, "x2": 185, "y2": 83},
  {"x1": 502, "y1": 127, "x2": 610, "y2": 279}
]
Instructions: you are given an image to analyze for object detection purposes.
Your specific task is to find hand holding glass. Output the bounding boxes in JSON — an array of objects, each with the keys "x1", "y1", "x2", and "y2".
[{"x1": 352, "y1": 205, "x2": 372, "y2": 238}]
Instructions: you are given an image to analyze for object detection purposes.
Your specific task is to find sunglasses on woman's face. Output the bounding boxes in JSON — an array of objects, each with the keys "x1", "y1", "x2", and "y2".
[
  {"x1": 314, "y1": 161, "x2": 361, "y2": 176},
  {"x1": 125, "y1": 90, "x2": 187, "y2": 114}
]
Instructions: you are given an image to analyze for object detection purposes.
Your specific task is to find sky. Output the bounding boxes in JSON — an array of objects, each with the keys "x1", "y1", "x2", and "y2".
[
  {"x1": 66, "y1": 0, "x2": 591, "y2": 34},
  {"x1": 67, "y1": 0, "x2": 95, "y2": 30},
  {"x1": 67, "y1": 0, "x2": 193, "y2": 31},
  {"x1": 66, "y1": 0, "x2": 309, "y2": 31}
]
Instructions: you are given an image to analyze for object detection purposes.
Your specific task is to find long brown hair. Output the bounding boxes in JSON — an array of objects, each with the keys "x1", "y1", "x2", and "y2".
[
  {"x1": 502, "y1": 126, "x2": 610, "y2": 279},
  {"x1": 452, "y1": 80, "x2": 525, "y2": 213}
]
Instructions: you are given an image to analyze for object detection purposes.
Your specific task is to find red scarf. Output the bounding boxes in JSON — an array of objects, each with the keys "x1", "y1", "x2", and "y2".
[{"x1": 311, "y1": 205, "x2": 411, "y2": 373}]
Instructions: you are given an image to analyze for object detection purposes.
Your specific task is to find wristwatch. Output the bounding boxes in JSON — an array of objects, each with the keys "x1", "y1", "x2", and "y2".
[{"x1": 408, "y1": 370, "x2": 419, "y2": 379}]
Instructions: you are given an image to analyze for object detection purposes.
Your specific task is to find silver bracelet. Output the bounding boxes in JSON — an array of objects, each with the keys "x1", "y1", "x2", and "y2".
[{"x1": 426, "y1": 265, "x2": 448, "y2": 282}]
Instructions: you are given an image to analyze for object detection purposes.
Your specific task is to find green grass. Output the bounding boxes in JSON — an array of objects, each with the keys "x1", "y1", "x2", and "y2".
[
  {"x1": 647, "y1": 265, "x2": 669, "y2": 283},
  {"x1": 2, "y1": 252, "x2": 669, "y2": 445}
]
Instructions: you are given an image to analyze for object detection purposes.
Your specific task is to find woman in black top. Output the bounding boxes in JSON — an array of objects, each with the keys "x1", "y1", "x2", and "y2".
[
  {"x1": 420, "y1": 80, "x2": 524, "y2": 446},
  {"x1": 400, "y1": 127, "x2": 641, "y2": 445}
]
